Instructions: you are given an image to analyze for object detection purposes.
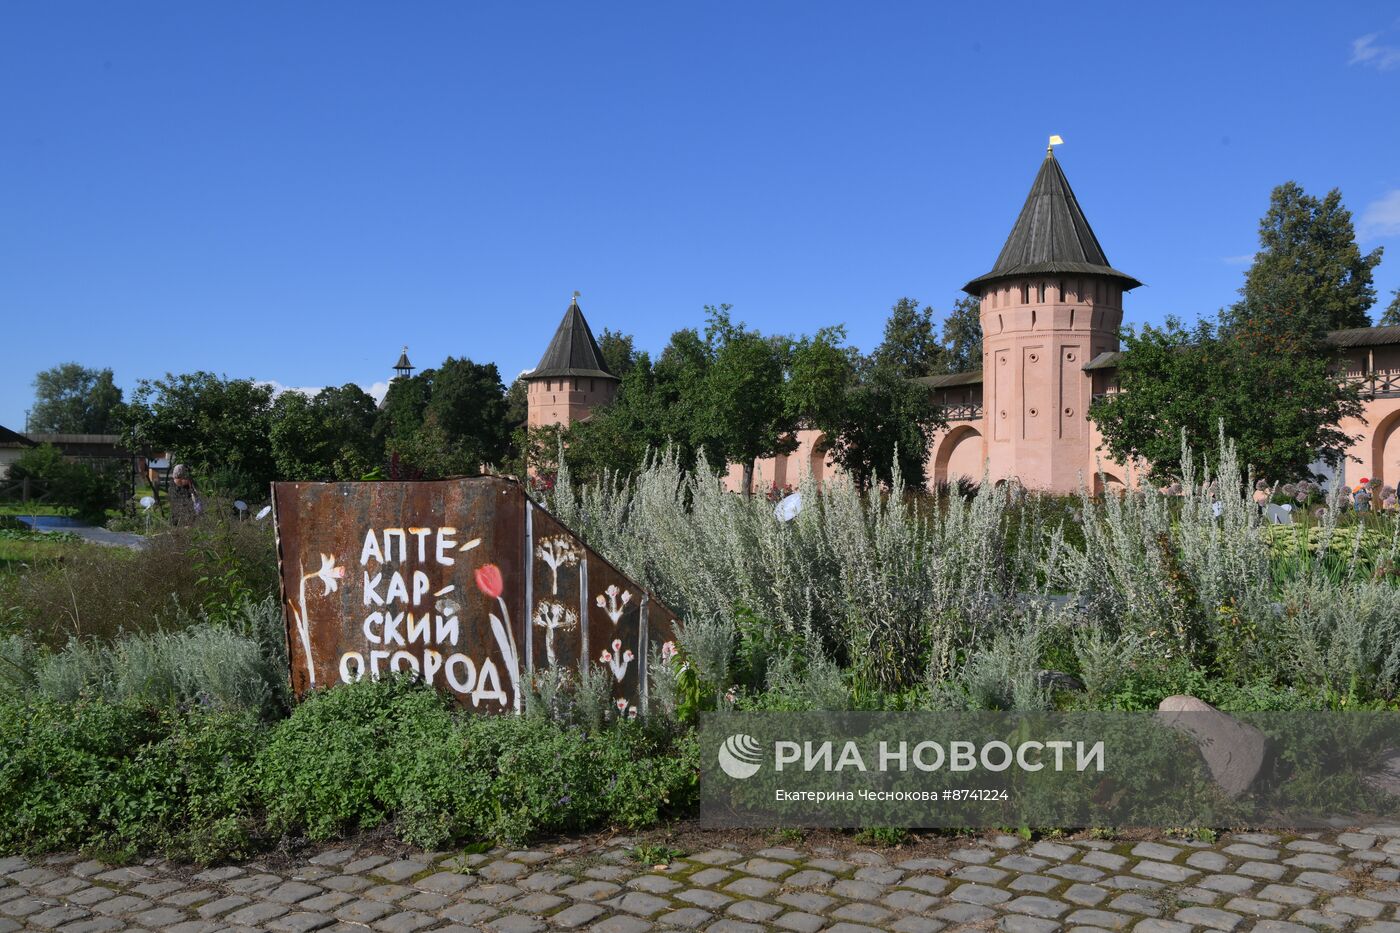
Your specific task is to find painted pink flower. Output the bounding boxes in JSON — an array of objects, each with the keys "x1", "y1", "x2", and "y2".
[
  {"x1": 623, "y1": 650, "x2": 635, "y2": 662},
  {"x1": 612, "y1": 639, "x2": 622, "y2": 652},
  {"x1": 660, "y1": 641, "x2": 677, "y2": 662},
  {"x1": 615, "y1": 698, "x2": 628, "y2": 711},
  {"x1": 474, "y1": 563, "x2": 504, "y2": 599},
  {"x1": 600, "y1": 649, "x2": 612, "y2": 662}
]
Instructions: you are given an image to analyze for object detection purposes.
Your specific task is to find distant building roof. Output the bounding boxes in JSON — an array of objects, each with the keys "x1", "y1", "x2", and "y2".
[
  {"x1": 1326, "y1": 325, "x2": 1400, "y2": 348},
  {"x1": 964, "y1": 152, "x2": 1142, "y2": 295},
  {"x1": 26, "y1": 433, "x2": 123, "y2": 445},
  {"x1": 528, "y1": 297, "x2": 618, "y2": 381},
  {"x1": 394, "y1": 346, "x2": 414, "y2": 371},
  {"x1": 1075, "y1": 326, "x2": 1400, "y2": 375},
  {"x1": 1082, "y1": 351, "x2": 1125, "y2": 371},
  {"x1": 913, "y1": 370, "x2": 984, "y2": 389},
  {"x1": 0, "y1": 425, "x2": 36, "y2": 449}
]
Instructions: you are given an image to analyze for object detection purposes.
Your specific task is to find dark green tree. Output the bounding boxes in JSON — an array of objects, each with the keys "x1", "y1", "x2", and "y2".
[
  {"x1": 872, "y1": 298, "x2": 946, "y2": 377},
  {"x1": 269, "y1": 384, "x2": 379, "y2": 481},
  {"x1": 121, "y1": 373, "x2": 277, "y2": 499},
  {"x1": 940, "y1": 295, "x2": 984, "y2": 373},
  {"x1": 784, "y1": 327, "x2": 856, "y2": 429},
  {"x1": 372, "y1": 359, "x2": 509, "y2": 478},
  {"x1": 563, "y1": 354, "x2": 666, "y2": 480},
  {"x1": 818, "y1": 360, "x2": 943, "y2": 489},
  {"x1": 29, "y1": 363, "x2": 123, "y2": 434},
  {"x1": 1233, "y1": 181, "x2": 1382, "y2": 333},
  {"x1": 790, "y1": 311, "x2": 944, "y2": 489},
  {"x1": 696, "y1": 308, "x2": 796, "y2": 495},
  {"x1": 423, "y1": 357, "x2": 511, "y2": 470},
  {"x1": 1088, "y1": 310, "x2": 1361, "y2": 483},
  {"x1": 597, "y1": 328, "x2": 638, "y2": 378},
  {"x1": 1380, "y1": 288, "x2": 1400, "y2": 327},
  {"x1": 503, "y1": 377, "x2": 529, "y2": 432},
  {"x1": 374, "y1": 371, "x2": 433, "y2": 453}
]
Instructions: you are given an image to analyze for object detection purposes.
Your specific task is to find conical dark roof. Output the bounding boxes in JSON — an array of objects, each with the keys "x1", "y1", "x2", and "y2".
[
  {"x1": 394, "y1": 347, "x2": 413, "y2": 370},
  {"x1": 529, "y1": 298, "x2": 618, "y2": 381},
  {"x1": 963, "y1": 153, "x2": 1142, "y2": 295}
]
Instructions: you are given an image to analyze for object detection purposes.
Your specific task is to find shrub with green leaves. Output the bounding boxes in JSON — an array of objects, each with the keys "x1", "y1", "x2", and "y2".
[
  {"x1": 259, "y1": 677, "x2": 698, "y2": 847},
  {"x1": 0, "y1": 677, "x2": 699, "y2": 861},
  {"x1": 0, "y1": 699, "x2": 265, "y2": 861},
  {"x1": 258, "y1": 675, "x2": 462, "y2": 845}
]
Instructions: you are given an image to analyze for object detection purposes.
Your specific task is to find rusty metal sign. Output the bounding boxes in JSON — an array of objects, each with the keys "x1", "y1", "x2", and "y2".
[{"x1": 271, "y1": 476, "x2": 677, "y2": 715}]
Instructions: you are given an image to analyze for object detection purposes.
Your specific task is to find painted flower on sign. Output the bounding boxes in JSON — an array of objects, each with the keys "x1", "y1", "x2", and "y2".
[
  {"x1": 596, "y1": 584, "x2": 632, "y2": 624},
  {"x1": 475, "y1": 563, "x2": 504, "y2": 599},
  {"x1": 473, "y1": 562, "x2": 520, "y2": 713},
  {"x1": 601, "y1": 638, "x2": 634, "y2": 681},
  {"x1": 314, "y1": 553, "x2": 346, "y2": 596}
]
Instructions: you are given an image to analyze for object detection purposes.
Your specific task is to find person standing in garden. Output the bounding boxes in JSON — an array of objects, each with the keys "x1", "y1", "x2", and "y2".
[{"x1": 168, "y1": 464, "x2": 202, "y2": 526}]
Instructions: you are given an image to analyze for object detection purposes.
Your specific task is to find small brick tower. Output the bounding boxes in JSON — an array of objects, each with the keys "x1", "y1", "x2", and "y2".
[
  {"x1": 525, "y1": 293, "x2": 619, "y2": 429},
  {"x1": 963, "y1": 142, "x2": 1142, "y2": 491}
]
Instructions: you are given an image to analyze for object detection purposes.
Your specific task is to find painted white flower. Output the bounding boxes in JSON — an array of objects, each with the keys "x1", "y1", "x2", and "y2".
[
  {"x1": 314, "y1": 553, "x2": 345, "y2": 595},
  {"x1": 595, "y1": 585, "x2": 633, "y2": 623}
]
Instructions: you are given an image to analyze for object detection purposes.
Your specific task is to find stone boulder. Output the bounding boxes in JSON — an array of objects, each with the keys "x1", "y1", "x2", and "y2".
[{"x1": 1156, "y1": 694, "x2": 1269, "y2": 798}]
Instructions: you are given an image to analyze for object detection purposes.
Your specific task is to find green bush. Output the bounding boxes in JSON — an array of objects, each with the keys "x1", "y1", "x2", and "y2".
[
  {"x1": 0, "y1": 699, "x2": 265, "y2": 861},
  {"x1": 5, "y1": 444, "x2": 124, "y2": 523},
  {"x1": 0, "y1": 698, "x2": 162, "y2": 853},
  {"x1": 0, "y1": 677, "x2": 698, "y2": 861},
  {"x1": 258, "y1": 675, "x2": 460, "y2": 845},
  {"x1": 103, "y1": 708, "x2": 267, "y2": 862},
  {"x1": 259, "y1": 677, "x2": 698, "y2": 847}
]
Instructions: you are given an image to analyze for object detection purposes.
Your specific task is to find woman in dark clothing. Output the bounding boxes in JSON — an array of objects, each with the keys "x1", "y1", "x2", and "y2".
[{"x1": 168, "y1": 463, "x2": 202, "y2": 526}]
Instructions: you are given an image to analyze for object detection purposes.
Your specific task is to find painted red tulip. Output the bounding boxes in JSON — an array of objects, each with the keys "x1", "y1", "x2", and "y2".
[{"x1": 475, "y1": 563, "x2": 504, "y2": 599}]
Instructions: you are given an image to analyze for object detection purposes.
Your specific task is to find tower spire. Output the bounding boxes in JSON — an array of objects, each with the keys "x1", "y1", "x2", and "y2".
[
  {"x1": 393, "y1": 345, "x2": 414, "y2": 380},
  {"x1": 962, "y1": 148, "x2": 1140, "y2": 295}
]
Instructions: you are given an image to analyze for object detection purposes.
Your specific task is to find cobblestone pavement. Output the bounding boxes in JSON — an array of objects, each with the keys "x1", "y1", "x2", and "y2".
[{"x1": 5, "y1": 826, "x2": 1400, "y2": 933}]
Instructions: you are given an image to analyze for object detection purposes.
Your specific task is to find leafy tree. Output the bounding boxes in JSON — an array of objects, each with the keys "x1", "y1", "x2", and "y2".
[
  {"x1": 269, "y1": 384, "x2": 379, "y2": 481},
  {"x1": 29, "y1": 363, "x2": 123, "y2": 434},
  {"x1": 423, "y1": 358, "x2": 511, "y2": 469},
  {"x1": 696, "y1": 308, "x2": 797, "y2": 495},
  {"x1": 784, "y1": 327, "x2": 856, "y2": 428},
  {"x1": 373, "y1": 358, "x2": 509, "y2": 478},
  {"x1": 815, "y1": 360, "x2": 943, "y2": 489},
  {"x1": 1380, "y1": 288, "x2": 1400, "y2": 327},
  {"x1": 374, "y1": 371, "x2": 433, "y2": 452},
  {"x1": 562, "y1": 355, "x2": 666, "y2": 480},
  {"x1": 789, "y1": 313, "x2": 944, "y2": 489},
  {"x1": 503, "y1": 378, "x2": 529, "y2": 432},
  {"x1": 1233, "y1": 181, "x2": 1382, "y2": 333},
  {"x1": 121, "y1": 373, "x2": 276, "y2": 498},
  {"x1": 940, "y1": 296, "x2": 984, "y2": 373},
  {"x1": 1088, "y1": 311, "x2": 1361, "y2": 483},
  {"x1": 597, "y1": 328, "x2": 638, "y2": 378},
  {"x1": 872, "y1": 298, "x2": 946, "y2": 377}
]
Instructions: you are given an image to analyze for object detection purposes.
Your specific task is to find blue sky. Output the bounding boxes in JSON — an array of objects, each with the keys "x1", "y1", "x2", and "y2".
[{"x1": 4, "y1": 2, "x2": 1400, "y2": 430}]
